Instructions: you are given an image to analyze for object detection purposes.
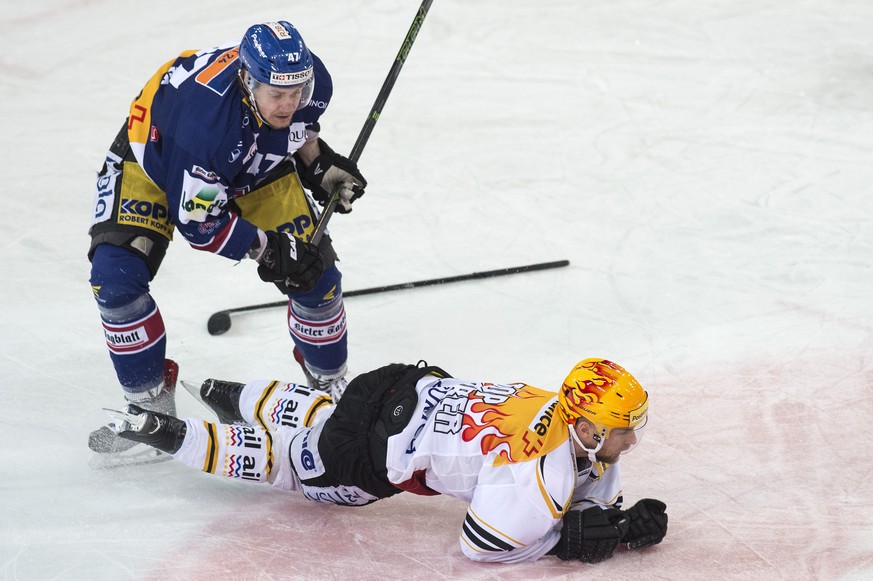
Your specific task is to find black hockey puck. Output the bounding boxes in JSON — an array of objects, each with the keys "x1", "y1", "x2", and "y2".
[{"x1": 207, "y1": 311, "x2": 232, "y2": 335}]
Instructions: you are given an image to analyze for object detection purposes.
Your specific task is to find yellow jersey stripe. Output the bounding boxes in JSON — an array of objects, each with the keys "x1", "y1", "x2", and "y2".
[
  {"x1": 253, "y1": 380, "x2": 280, "y2": 475},
  {"x1": 202, "y1": 420, "x2": 217, "y2": 474}
]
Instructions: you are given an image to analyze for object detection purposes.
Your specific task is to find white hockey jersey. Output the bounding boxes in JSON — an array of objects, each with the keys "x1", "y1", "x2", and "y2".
[
  {"x1": 174, "y1": 375, "x2": 624, "y2": 564},
  {"x1": 383, "y1": 376, "x2": 624, "y2": 563}
]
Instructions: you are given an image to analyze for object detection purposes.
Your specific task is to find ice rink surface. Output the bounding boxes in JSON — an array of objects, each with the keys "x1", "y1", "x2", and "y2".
[{"x1": 2, "y1": 0, "x2": 872, "y2": 579}]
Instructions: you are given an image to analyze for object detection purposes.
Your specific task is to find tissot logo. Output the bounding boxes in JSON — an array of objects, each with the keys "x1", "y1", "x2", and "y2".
[{"x1": 270, "y1": 70, "x2": 310, "y2": 85}]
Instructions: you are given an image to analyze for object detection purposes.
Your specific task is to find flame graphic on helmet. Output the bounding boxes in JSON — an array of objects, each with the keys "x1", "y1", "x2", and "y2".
[
  {"x1": 460, "y1": 384, "x2": 567, "y2": 465},
  {"x1": 558, "y1": 359, "x2": 648, "y2": 429}
]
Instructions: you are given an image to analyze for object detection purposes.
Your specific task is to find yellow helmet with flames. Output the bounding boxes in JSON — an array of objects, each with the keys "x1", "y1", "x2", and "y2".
[{"x1": 558, "y1": 358, "x2": 649, "y2": 441}]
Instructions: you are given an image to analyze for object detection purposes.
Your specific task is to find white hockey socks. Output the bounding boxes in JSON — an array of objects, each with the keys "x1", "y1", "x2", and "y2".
[
  {"x1": 171, "y1": 380, "x2": 332, "y2": 484},
  {"x1": 172, "y1": 420, "x2": 273, "y2": 482},
  {"x1": 238, "y1": 379, "x2": 333, "y2": 431}
]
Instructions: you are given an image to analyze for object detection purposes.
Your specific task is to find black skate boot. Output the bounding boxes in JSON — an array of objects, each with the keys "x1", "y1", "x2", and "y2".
[
  {"x1": 89, "y1": 359, "x2": 179, "y2": 456},
  {"x1": 106, "y1": 404, "x2": 187, "y2": 455},
  {"x1": 200, "y1": 379, "x2": 246, "y2": 424}
]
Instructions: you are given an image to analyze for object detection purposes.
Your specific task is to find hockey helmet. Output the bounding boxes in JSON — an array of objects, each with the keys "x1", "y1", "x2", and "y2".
[
  {"x1": 239, "y1": 21, "x2": 314, "y2": 111},
  {"x1": 558, "y1": 358, "x2": 649, "y2": 444}
]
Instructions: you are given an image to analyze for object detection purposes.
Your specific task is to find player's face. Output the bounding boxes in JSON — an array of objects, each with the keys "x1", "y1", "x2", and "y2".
[
  {"x1": 595, "y1": 428, "x2": 638, "y2": 464},
  {"x1": 254, "y1": 84, "x2": 304, "y2": 129}
]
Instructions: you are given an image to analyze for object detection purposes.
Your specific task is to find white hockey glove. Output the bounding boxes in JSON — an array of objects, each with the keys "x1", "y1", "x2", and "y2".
[{"x1": 298, "y1": 138, "x2": 367, "y2": 214}]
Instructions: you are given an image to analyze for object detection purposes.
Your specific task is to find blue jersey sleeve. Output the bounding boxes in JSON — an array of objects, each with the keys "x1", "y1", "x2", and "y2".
[{"x1": 159, "y1": 104, "x2": 259, "y2": 259}]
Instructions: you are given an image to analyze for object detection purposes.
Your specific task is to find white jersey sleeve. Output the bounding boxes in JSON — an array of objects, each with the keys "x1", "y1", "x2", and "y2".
[{"x1": 459, "y1": 442, "x2": 577, "y2": 563}]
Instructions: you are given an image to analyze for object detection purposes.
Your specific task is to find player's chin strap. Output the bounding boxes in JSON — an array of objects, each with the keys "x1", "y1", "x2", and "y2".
[{"x1": 569, "y1": 423, "x2": 606, "y2": 466}]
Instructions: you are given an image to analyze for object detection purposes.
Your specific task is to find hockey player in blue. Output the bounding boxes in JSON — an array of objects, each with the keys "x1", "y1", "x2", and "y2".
[{"x1": 88, "y1": 21, "x2": 366, "y2": 461}]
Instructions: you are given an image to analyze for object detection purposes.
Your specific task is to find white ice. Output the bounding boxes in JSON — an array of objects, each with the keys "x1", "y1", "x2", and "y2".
[{"x1": 2, "y1": 0, "x2": 872, "y2": 579}]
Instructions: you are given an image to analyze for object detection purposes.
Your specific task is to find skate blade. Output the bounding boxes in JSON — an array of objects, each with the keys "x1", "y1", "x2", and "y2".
[
  {"x1": 88, "y1": 444, "x2": 171, "y2": 470},
  {"x1": 180, "y1": 379, "x2": 209, "y2": 410}
]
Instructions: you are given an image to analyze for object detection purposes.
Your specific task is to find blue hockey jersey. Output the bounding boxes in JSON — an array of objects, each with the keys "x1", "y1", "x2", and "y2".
[{"x1": 125, "y1": 38, "x2": 333, "y2": 260}]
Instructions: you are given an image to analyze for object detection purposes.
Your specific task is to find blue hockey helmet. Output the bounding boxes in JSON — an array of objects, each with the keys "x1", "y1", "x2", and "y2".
[{"x1": 239, "y1": 21, "x2": 314, "y2": 112}]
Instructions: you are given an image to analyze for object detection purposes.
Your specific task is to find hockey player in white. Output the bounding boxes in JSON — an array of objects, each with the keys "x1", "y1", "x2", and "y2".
[{"x1": 105, "y1": 358, "x2": 667, "y2": 563}]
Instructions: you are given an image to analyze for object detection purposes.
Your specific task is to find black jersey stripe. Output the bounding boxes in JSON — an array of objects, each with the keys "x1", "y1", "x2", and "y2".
[
  {"x1": 539, "y1": 456, "x2": 565, "y2": 514},
  {"x1": 462, "y1": 521, "x2": 503, "y2": 552},
  {"x1": 462, "y1": 512, "x2": 514, "y2": 552}
]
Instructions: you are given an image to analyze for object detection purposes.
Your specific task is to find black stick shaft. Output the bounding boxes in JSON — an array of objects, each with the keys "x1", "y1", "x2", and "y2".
[
  {"x1": 311, "y1": 0, "x2": 434, "y2": 245},
  {"x1": 344, "y1": 260, "x2": 569, "y2": 298},
  {"x1": 208, "y1": 260, "x2": 569, "y2": 334}
]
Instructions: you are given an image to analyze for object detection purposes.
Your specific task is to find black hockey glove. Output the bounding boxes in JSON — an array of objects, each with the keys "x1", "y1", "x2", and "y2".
[
  {"x1": 622, "y1": 498, "x2": 668, "y2": 549},
  {"x1": 549, "y1": 506, "x2": 629, "y2": 563},
  {"x1": 256, "y1": 231, "x2": 325, "y2": 294},
  {"x1": 298, "y1": 138, "x2": 367, "y2": 214}
]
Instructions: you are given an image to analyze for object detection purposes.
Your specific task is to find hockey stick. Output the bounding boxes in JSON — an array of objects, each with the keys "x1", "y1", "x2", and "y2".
[
  {"x1": 208, "y1": 259, "x2": 570, "y2": 335},
  {"x1": 309, "y1": 0, "x2": 433, "y2": 245}
]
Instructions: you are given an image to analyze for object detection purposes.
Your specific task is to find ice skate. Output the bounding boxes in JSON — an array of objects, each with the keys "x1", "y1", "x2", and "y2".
[
  {"x1": 88, "y1": 359, "x2": 179, "y2": 467},
  {"x1": 199, "y1": 378, "x2": 247, "y2": 424},
  {"x1": 103, "y1": 404, "x2": 187, "y2": 455},
  {"x1": 311, "y1": 375, "x2": 348, "y2": 402},
  {"x1": 293, "y1": 346, "x2": 347, "y2": 401}
]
